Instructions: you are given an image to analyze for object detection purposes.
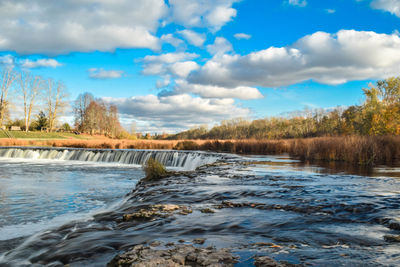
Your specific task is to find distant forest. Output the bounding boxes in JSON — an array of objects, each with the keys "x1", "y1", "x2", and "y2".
[{"x1": 167, "y1": 78, "x2": 400, "y2": 140}]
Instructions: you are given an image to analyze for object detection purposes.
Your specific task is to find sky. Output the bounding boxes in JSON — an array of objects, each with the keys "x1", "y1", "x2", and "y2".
[{"x1": 0, "y1": 0, "x2": 400, "y2": 133}]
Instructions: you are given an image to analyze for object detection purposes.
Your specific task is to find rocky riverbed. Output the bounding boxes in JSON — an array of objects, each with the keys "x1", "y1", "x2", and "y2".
[{"x1": 1, "y1": 155, "x2": 400, "y2": 266}]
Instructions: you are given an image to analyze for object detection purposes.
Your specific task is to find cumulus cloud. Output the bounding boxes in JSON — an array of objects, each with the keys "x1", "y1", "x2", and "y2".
[
  {"x1": 207, "y1": 37, "x2": 233, "y2": 55},
  {"x1": 371, "y1": 0, "x2": 400, "y2": 17},
  {"x1": 188, "y1": 30, "x2": 400, "y2": 88},
  {"x1": 0, "y1": 0, "x2": 167, "y2": 55},
  {"x1": 169, "y1": 0, "x2": 238, "y2": 31},
  {"x1": 89, "y1": 68, "x2": 124, "y2": 79},
  {"x1": 102, "y1": 94, "x2": 250, "y2": 132},
  {"x1": 169, "y1": 61, "x2": 200, "y2": 78},
  {"x1": 174, "y1": 80, "x2": 263, "y2": 100},
  {"x1": 22, "y1": 58, "x2": 62, "y2": 68},
  {"x1": 0, "y1": 55, "x2": 15, "y2": 67},
  {"x1": 234, "y1": 33, "x2": 252, "y2": 40},
  {"x1": 288, "y1": 0, "x2": 308, "y2": 7},
  {"x1": 141, "y1": 52, "x2": 199, "y2": 78},
  {"x1": 178, "y1": 30, "x2": 206, "y2": 47},
  {"x1": 160, "y1": 34, "x2": 184, "y2": 47}
]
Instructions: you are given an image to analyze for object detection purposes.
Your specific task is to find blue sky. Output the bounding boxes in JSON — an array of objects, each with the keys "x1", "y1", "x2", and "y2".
[{"x1": 1, "y1": 0, "x2": 400, "y2": 132}]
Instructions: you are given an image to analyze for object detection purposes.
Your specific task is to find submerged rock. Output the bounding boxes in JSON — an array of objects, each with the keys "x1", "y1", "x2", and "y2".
[
  {"x1": 384, "y1": 235, "x2": 400, "y2": 242},
  {"x1": 254, "y1": 256, "x2": 302, "y2": 267},
  {"x1": 200, "y1": 208, "x2": 215, "y2": 214},
  {"x1": 107, "y1": 244, "x2": 239, "y2": 267},
  {"x1": 123, "y1": 204, "x2": 192, "y2": 221}
]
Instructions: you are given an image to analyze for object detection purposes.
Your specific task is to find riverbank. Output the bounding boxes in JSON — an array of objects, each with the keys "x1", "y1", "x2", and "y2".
[{"x1": 1, "y1": 135, "x2": 399, "y2": 165}]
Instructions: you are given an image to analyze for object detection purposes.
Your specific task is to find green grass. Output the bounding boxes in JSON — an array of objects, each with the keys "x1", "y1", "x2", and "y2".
[{"x1": 0, "y1": 131, "x2": 93, "y2": 140}]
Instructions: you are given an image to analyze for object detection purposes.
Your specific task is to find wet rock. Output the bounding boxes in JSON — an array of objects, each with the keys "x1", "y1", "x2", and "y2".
[
  {"x1": 254, "y1": 256, "x2": 284, "y2": 267},
  {"x1": 123, "y1": 204, "x2": 192, "y2": 221},
  {"x1": 107, "y1": 244, "x2": 238, "y2": 267},
  {"x1": 388, "y1": 221, "x2": 400, "y2": 230},
  {"x1": 149, "y1": 241, "x2": 161, "y2": 247},
  {"x1": 193, "y1": 238, "x2": 206, "y2": 245},
  {"x1": 200, "y1": 208, "x2": 216, "y2": 213},
  {"x1": 253, "y1": 256, "x2": 302, "y2": 267},
  {"x1": 384, "y1": 235, "x2": 400, "y2": 242}
]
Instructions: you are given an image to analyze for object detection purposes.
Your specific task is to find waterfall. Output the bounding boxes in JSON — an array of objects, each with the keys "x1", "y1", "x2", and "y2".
[{"x1": 0, "y1": 147, "x2": 221, "y2": 171}]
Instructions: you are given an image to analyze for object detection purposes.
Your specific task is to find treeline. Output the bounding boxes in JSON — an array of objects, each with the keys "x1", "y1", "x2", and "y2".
[
  {"x1": 168, "y1": 77, "x2": 400, "y2": 140},
  {"x1": 0, "y1": 67, "x2": 68, "y2": 131},
  {"x1": 73, "y1": 92, "x2": 127, "y2": 138}
]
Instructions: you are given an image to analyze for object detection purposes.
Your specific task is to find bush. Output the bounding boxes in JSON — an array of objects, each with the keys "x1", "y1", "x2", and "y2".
[
  {"x1": 174, "y1": 141, "x2": 199, "y2": 150},
  {"x1": 143, "y1": 158, "x2": 168, "y2": 181}
]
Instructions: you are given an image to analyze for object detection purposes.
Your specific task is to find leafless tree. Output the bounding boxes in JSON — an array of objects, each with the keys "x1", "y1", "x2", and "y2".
[
  {"x1": 19, "y1": 72, "x2": 44, "y2": 131},
  {"x1": 0, "y1": 67, "x2": 17, "y2": 126},
  {"x1": 45, "y1": 78, "x2": 69, "y2": 131}
]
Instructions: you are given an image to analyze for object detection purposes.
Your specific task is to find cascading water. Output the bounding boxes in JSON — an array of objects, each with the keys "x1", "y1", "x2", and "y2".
[{"x1": 0, "y1": 147, "x2": 221, "y2": 171}]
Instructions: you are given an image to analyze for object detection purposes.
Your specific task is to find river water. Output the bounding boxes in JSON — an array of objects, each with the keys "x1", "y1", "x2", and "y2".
[{"x1": 0, "y1": 148, "x2": 399, "y2": 266}]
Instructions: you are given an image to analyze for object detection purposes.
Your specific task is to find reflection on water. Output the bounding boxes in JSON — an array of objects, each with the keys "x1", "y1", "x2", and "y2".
[{"x1": 0, "y1": 154, "x2": 400, "y2": 266}]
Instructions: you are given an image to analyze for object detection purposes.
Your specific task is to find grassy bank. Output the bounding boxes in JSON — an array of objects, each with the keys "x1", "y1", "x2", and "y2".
[{"x1": 0, "y1": 135, "x2": 399, "y2": 165}]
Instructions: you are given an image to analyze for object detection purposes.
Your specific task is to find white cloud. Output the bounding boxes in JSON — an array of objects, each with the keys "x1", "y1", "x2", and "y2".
[
  {"x1": 169, "y1": 0, "x2": 238, "y2": 31},
  {"x1": 169, "y1": 61, "x2": 200, "y2": 78},
  {"x1": 234, "y1": 33, "x2": 252, "y2": 40},
  {"x1": 102, "y1": 93, "x2": 250, "y2": 132},
  {"x1": 156, "y1": 77, "x2": 171, "y2": 88},
  {"x1": 0, "y1": 0, "x2": 167, "y2": 55},
  {"x1": 326, "y1": 9, "x2": 336, "y2": 14},
  {"x1": 288, "y1": 0, "x2": 308, "y2": 7},
  {"x1": 141, "y1": 52, "x2": 199, "y2": 77},
  {"x1": 142, "y1": 52, "x2": 199, "y2": 64},
  {"x1": 188, "y1": 30, "x2": 400, "y2": 88},
  {"x1": 89, "y1": 68, "x2": 124, "y2": 79},
  {"x1": 174, "y1": 80, "x2": 263, "y2": 100},
  {"x1": 371, "y1": 0, "x2": 400, "y2": 17},
  {"x1": 178, "y1": 30, "x2": 206, "y2": 47},
  {"x1": 22, "y1": 58, "x2": 62, "y2": 68},
  {"x1": 0, "y1": 55, "x2": 15, "y2": 67},
  {"x1": 160, "y1": 34, "x2": 184, "y2": 47},
  {"x1": 207, "y1": 37, "x2": 233, "y2": 55}
]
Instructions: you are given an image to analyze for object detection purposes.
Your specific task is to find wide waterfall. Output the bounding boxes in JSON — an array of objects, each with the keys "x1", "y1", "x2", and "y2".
[{"x1": 0, "y1": 147, "x2": 221, "y2": 171}]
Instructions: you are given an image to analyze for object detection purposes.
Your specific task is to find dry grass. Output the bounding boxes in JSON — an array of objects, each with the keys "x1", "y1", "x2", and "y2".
[{"x1": 1, "y1": 136, "x2": 399, "y2": 165}]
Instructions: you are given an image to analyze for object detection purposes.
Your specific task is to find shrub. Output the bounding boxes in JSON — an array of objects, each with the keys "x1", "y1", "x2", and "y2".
[{"x1": 143, "y1": 158, "x2": 168, "y2": 181}]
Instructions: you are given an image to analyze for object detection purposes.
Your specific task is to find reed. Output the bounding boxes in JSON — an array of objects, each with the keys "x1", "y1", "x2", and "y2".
[{"x1": 0, "y1": 136, "x2": 399, "y2": 165}]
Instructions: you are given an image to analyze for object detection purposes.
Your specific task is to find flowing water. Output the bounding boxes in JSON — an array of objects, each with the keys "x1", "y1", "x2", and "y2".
[{"x1": 0, "y1": 147, "x2": 399, "y2": 266}]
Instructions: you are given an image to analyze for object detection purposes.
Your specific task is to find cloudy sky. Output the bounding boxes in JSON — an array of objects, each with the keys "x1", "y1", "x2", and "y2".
[{"x1": 1, "y1": 0, "x2": 400, "y2": 132}]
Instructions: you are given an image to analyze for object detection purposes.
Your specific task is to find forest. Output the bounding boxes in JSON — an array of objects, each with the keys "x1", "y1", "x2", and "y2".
[{"x1": 168, "y1": 77, "x2": 400, "y2": 140}]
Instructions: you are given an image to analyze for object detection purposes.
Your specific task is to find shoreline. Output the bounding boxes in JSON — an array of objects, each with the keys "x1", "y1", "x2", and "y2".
[{"x1": 0, "y1": 135, "x2": 399, "y2": 166}]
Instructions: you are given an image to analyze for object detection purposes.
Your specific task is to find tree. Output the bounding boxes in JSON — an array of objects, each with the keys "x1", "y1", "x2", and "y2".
[
  {"x1": 73, "y1": 92, "x2": 94, "y2": 131},
  {"x1": 32, "y1": 111, "x2": 48, "y2": 131},
  {"x1": 45, "y1": 79, "x2": 69, "y2": 131},
  {"x1": 0, "y1": 67, "x2": 17, "y2": 126},
  {"x1": 19, "y1": 72, "x2": 44, "y2": 132}
]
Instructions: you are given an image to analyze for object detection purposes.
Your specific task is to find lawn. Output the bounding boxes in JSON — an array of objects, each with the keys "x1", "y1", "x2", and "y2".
[{"x1": 0, "y1": 131, "x2": 95, "y2": 140}]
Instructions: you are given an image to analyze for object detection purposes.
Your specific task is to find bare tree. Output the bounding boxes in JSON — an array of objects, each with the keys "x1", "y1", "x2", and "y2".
[
  {"x1": 19, "y1": 72, "x2": 44, "y2": 131},
  {"x1": 0, "y1": 67, "x2": 17, "y2": 126},
  {"x1": 73, "y1": 92, "x2": 94, "y2": 131},
  {"x1": 45, "y1": 79, "x2": 69, "y2": 131}
]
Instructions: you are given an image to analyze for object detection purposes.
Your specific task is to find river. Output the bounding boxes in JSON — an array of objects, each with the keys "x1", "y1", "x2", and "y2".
[{"x1": 0, "y1": 147, "x2": 399, "y2": 266}]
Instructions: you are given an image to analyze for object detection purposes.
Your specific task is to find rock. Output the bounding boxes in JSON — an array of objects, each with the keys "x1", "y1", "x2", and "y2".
[
  {"x1": 123, "y1": 204, "x2": 192, "y2": 221},
  {"x1": 389, "y1": 221, "x2": 400, "y2": 230},
  {"x1": 384, "y1": 235, "x2": 400, "y2": 242},
  {"x1": 253, "y1": 256, "x2": 303, "y2": 267},
  {"x1": 193, "y1": 238, "x2": 206, "y2": 245},
  {"x1": 149, "y1": 241, "x2": 161, "y2": 247},
  {"x1": 254, "y1": 256, "x2": 284, "y2": 267},
  {"x1": 200, "y1": 208, "x2": 216, "y2": 213},
  {"x1": 107, "y1": 244, "x2": 238, "y2": 267}
]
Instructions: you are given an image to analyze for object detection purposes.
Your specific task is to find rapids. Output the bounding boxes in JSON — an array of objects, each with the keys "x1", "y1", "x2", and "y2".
[{"x1": 0, "y1": 148, "x2": 399, "y2": 266}]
